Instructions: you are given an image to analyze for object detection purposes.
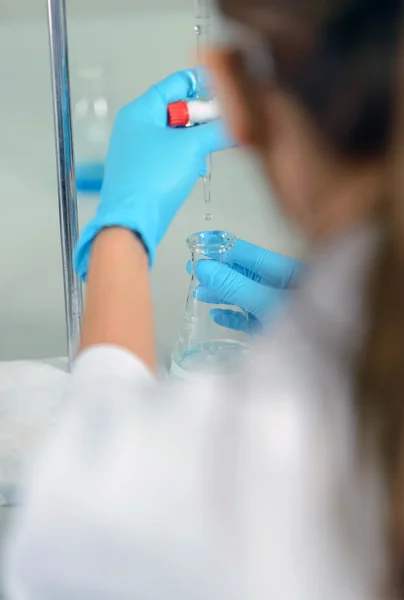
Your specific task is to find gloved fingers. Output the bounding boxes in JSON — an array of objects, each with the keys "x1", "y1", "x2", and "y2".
[
  {"x1": 187, "y1": 259, "x2": 261, "y2": 284},
  {"x1": 214, "y1": 239, "x2": 302, "y2": 288},
  {"x1": 194, "y1": 285, "x2": 231, "y2": 305},
  {"x1": 195, "y1": 286, "x2": 219, "y2": 304},
  {"x1": 153, "y1": 69, "x2": 199, "y2": 105},
  {"x1": 195, "y1": 259, "x2": 282, "y2": 321},
  {"x1": 257, "y1": 248, "x2": 302, "y2": 288},
  {"x1": 247, "y1": 312, "x2": 263, "y2": 335},
  {"x1": 187, "y1": 259, "x2": 225, "y2": 277},
  {"x1": 209, "y1": 309, "x2": 251, "y2": 334},
  {"x1": 152, "y1": 67, "x2": 214, "y2": 115},
  {"x1": 231, "y1": 262, "x2": 262, "y2": 283},
  {"x1": 210, "y1": 309, "x2": 263, "y2": 335},
  {"x1": 186, "y1": 260, "x2": 192, "y2": 275},
  {"x1": 189, "y1": 119, "x2": 236, "y2": 154}
]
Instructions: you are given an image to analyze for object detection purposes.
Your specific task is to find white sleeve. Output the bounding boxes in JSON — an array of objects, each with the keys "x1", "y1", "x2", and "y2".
[
  {"x1": 3, "y1": 346, "x2": 246, "y2": 600},
  {"x1": 3, "y1": 345, "x2": 382, "y2": 600}
]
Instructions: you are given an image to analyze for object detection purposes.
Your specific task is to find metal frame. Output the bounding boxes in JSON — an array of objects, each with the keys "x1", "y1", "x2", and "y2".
[{"x1": 46, "y1": 0, "x2": 82, "y2": 369}]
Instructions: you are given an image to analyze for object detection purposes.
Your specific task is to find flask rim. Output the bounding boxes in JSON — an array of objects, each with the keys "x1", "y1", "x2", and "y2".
[{"x1": 186, "y1": 230, "x2": 236, "y2": 256}]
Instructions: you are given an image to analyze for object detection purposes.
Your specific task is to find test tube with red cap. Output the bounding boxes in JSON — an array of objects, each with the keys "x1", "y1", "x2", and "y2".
[{"x1": 168, "y1": 97, "x2": 220, "y2": 128}]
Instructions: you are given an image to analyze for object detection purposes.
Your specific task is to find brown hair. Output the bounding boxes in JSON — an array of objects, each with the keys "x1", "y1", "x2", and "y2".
[
  {"x1": 359, "y1": 61, "x2": 404, "y2": 595},
  {"x1": 218, "y1": 0, "x2": 404, "y2": 593}
]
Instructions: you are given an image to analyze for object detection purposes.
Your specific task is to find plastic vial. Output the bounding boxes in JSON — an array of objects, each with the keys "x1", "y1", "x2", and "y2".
[
  {"x1": 168, "y1": 98, "x2": 220, "y2": 127},
  {"x1": 168, "y1": 99, "x2": 216, "y2": 221},
  {"x1": 170, "y1": 231, "x2": 252, "y2": 381},
  {"x1": 72, "y1": 66, "x2": 111, "y2": 194}
]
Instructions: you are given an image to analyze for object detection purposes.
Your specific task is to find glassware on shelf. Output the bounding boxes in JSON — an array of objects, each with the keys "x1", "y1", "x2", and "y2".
[
  {"x1": 71, "y1": 65, "x2": 111, "y2": 194},
  {"x1": 171, "y1": 231, "x2": 252, "y2": 380}
]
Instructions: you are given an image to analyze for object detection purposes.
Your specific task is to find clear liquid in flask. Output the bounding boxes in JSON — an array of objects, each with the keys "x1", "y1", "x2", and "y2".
[
  {"x1": 171, "y1": 340, "x2": 252, "y2": 380},
  {"x1": 170, "y1": 231, "x2": 252, "y2": 381}
]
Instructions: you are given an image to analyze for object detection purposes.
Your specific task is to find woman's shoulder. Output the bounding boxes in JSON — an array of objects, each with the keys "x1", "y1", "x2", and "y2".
[{"x1": 247, "y1": 222, "x2": 383, "y2": 450}]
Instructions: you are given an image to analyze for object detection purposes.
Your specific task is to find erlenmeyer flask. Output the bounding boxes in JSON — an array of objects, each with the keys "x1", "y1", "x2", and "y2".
[{"x1": 171, "y1": 231, "x2": 252, "y2": 380}]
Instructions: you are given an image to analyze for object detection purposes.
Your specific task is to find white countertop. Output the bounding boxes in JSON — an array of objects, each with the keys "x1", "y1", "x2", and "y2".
[{"x1": 0, "y1": 358, "x2": 70, "y2": 506}]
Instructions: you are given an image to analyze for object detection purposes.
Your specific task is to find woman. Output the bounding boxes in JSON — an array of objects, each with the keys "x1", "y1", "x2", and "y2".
[{"x1": 4, "y1": 0, "x2": 403, "y2": 598}]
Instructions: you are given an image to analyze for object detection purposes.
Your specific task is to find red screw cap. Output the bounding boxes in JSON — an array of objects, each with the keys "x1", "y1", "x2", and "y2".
[{"x1": 168, "y1": 101, "x2": 190, "y2": 127}]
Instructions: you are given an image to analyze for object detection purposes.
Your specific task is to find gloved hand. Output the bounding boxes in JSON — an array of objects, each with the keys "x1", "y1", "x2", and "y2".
[
  {"x1": 75, "y1": 69, "x2": 232, "y2": 280},
  {"x1": 189, "y1": 239, "x2": 302, "y2": 334}
]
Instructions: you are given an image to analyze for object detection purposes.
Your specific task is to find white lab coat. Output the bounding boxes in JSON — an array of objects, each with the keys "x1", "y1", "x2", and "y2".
[{"x1": 3, "y1": 224, "x2": 386, "y2": 600}]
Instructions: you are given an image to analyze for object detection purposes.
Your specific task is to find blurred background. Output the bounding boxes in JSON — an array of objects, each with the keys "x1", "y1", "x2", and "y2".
[{"x1": 0, "y1": 0, "x2": 304, "y2": 361}]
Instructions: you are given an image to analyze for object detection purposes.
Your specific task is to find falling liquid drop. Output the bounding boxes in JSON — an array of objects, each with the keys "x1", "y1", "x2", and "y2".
[
  {"x1": 204, "y1": 213, "x2": 212, "y2": 221},
  {"x1": 194, "y1": 25, "x2": 201, "y2": 35}
]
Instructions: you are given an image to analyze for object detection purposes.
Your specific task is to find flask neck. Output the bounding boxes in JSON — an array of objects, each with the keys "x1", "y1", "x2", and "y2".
[{"x1": 186, "y1": 230, "x2": 236, "y2": 259}]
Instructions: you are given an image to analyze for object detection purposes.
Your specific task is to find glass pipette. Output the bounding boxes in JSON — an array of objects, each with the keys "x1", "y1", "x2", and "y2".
[{"x1": 195, "y1": 0, "x2": 213, "y2": 221}]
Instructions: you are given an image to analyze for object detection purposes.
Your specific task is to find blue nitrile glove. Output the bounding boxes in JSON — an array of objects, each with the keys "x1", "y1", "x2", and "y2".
[
  {"x1": 187, "y1": 239, "x2": 302, "y2": 334},
  {"x1": 75, "y1": 69, "x2": 232, "y2": 280}
]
